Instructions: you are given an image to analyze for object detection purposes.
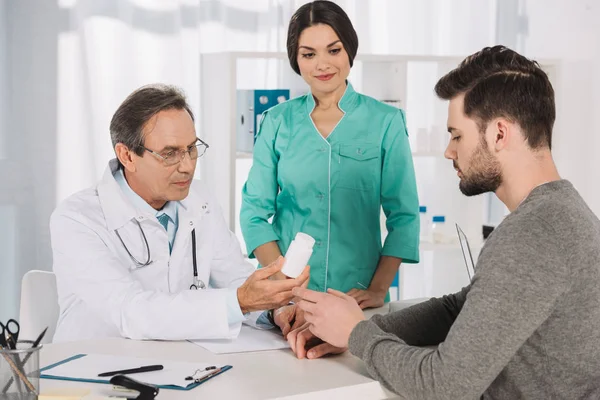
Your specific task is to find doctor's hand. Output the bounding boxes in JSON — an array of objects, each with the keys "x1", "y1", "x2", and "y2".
[
  {"x1": 237, "y1": 257, "x2": 310, "y2": 314},
  {"x1": 346, "y1": 288, "x2": 386, "y2": 309},
  {"x1": 287, "y1": 322, "x2": 347, "y2": 359}
]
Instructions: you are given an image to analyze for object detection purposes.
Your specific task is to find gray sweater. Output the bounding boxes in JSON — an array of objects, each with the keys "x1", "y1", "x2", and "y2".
[{"x1": 349, "y1": 180, "x2": 600, "y2": 399}]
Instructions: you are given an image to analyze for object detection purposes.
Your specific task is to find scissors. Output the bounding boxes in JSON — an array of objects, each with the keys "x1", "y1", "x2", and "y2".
[{"x1": 0, "y1": 319, "x2": 20, "y2": 350}]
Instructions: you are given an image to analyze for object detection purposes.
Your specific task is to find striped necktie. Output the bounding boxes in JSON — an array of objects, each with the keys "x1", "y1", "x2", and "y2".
[{"x1": 157, "y1": 213, "x2": 172, "y2": 253}]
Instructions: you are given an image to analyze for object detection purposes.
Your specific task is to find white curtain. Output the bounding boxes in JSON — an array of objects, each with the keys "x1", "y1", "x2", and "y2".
[
  {"x1": 0, "y1": 0, "x2": 532, "y2": 319},
  {"x1": 0, "y1": 0, "x2": 203, "y2": 321}
]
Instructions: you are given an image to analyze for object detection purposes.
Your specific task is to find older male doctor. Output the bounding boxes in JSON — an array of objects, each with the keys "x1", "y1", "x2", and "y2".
[{"x1": 51, "y1": 84, "x2": 308, "y2": 343}]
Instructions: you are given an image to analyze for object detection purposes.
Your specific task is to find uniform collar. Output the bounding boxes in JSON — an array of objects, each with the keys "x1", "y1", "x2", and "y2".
[
  {"x1": 305, "y1": 81, "x2": 359, "y2": 114},
  {"x1": 98, "y1": 159, "x2": 203, "y2": 231}
]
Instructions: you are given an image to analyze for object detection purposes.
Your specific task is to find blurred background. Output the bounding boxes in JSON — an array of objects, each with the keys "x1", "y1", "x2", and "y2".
[{"x1": 1, "y1": 0, "x2": 598, "y2": 321}]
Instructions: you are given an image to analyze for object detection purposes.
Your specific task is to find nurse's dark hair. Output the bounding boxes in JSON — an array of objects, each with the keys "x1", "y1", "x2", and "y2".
[
  {"x1": 435, "y1": 45, "x2": 555, "y2": 150},
  {"x1": 110, "y1": 84, "x2": 195, "y2": 157},
  {"x1": 287, "y1": 0, "x2": 358, "y2": 75}
]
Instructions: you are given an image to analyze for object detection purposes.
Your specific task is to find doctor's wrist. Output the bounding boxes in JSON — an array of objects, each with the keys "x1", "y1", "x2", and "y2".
[{"x1": 237, "y1": 287, "x2": 249, "y2": 314}]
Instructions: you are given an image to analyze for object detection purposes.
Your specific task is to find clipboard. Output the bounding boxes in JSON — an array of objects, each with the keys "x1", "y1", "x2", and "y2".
[{"x1": 40, "y1": 354, "x2": 232, "y2": 391}]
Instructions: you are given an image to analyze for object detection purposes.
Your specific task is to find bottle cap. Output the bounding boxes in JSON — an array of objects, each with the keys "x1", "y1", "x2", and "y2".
[{"x1": 294, "y1": 232, "x2": 315, "y2": 248}]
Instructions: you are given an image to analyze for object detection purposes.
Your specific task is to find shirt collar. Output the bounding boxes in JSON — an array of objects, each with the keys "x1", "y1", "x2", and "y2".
[
  {"x1": 98, "y1": 159, "x2": 212, "y2": 233},
  {"x1": 114, "y1": 167, "x2": 178, "y2": 223},
  {"x1": 98, "y1": 159, "x2": 186, "y2": 231},
  {"x1": 305, "y1": 80, "x2": 359, "y2": 114}
]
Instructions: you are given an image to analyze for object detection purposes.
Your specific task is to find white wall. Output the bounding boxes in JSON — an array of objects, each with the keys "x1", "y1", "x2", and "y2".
[
  {"x1": 523, "y1": 0, "x2": 600, "y2": 216},
  {"x1": 0, "y1": 0, "x2": 6, "y2": 161}
]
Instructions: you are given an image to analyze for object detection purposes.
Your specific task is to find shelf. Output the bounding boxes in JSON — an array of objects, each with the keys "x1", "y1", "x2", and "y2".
[
  {"x1": 236, "y1": 151, "x2": 253, "y2": 159},
  {"x1": 420, "y1": 241, "x2": 483, "y2": 251},
  {"x1": 240, "y1": 151, "x2": 445, "y2": 159},
  {"x1": 201, "y1": 51, "x2": 559, "y2": 68},
  {"x1": 411, "y1": 151, "x2": 447, "y2": 158},
  {"x1": 202, "y1": 51, "x2": 466, "y2": 64},
  {"x1": 420, "y1": 242, "x2": 460, "y2": 251}
]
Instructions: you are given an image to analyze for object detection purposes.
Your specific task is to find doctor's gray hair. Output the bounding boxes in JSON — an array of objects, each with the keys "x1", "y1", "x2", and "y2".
[{"x1": 110, "y1": 84, "x2": 195, "y2": 157}]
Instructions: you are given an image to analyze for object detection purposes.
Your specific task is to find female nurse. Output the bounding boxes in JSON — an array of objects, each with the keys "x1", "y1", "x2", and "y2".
[{"x1": 240, "y1": 0, "x2": 419, "y2": 324}]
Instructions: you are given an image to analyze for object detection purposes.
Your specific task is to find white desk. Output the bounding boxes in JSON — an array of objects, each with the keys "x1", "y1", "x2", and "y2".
[{"x1": 40, "y1": 306, "x2": 400, "y2": 400}]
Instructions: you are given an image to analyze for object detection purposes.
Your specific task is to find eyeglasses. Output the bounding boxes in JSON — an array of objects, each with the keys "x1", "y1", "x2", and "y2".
[{"x1": 144, "y1": 138, "x2": 209, "y2": 166}]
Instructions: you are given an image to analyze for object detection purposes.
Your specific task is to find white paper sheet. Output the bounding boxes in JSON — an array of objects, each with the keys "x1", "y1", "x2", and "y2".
[
  {"x1": 41, "y1": 354, "x2": 218, "y2": 389},
  {"x1": 190, "y1": 325, "x2": 290, "y2": 354}
]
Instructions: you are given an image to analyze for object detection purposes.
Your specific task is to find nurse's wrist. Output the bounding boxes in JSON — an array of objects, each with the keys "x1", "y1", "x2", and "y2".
[
  {"x1": 270, "y1": 271, "x2": 288, "y2": 280},
  {"x1": 367, "y1": 284, "x2": 388, "y2": 296}
]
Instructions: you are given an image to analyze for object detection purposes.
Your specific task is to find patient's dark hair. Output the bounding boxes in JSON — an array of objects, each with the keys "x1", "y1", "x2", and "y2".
[{"x1": 435, "y1": 45, "x2": 555, "y2": 149}]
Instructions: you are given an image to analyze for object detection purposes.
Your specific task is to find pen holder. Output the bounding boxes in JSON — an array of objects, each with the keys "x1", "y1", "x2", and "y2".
[{"x1": 0, "y1": 340, "x2": 42, "y2": 399}]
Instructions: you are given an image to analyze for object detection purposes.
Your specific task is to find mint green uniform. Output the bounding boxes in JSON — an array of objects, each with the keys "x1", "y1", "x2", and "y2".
[{"x1": 241, "y1": 83, "x2": 420, "y2": 293}]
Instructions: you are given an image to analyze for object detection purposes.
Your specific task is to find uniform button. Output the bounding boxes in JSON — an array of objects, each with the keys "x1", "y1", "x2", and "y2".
[
  {"x1": 189, "y1": 221, "x2": 194, "y2": 226},
  {"x1": 315, "y1": 241, "x2": 322, "y2": 246},
  {"x1": 319, "y1": 147, "x2": 327, "y2": 152},
  {"x1": 316, "y1": 193, "x2": 324, "y2": 200},
  {"x1": 137, "y1": 216, "x2": 144, "y2": 220},
  {"x1": 356, "y1": 148, "x2": 363, "y2": 155}
]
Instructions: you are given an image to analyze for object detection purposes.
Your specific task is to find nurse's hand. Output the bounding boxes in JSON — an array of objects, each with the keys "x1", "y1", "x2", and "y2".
[
  {"x1": 237, "y1": 256, "x2": 310, "y2": 314},
  {"x1": 346, "y1": 288, "x2": 386, "y2": 309},
  {"x1": 287, "y1": 322, "x2": 347, "y2": 359}
]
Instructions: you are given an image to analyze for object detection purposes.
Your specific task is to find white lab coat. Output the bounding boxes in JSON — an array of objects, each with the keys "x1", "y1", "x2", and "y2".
[{"x1": 51, "y1": 159, "x2": 257, "y2": 342}]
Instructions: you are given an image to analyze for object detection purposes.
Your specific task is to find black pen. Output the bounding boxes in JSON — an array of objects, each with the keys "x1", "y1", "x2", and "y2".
[{"x1": 98, "y1": 365, "x2": 164, "y2": 377}]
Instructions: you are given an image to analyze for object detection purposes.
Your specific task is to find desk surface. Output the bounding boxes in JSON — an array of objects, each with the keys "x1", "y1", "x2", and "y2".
[{"x1": 40, "y1": 306, "x2": 397, "y2": 400}]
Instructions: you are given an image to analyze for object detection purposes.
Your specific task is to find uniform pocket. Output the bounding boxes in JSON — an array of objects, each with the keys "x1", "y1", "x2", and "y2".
[
  {"x1": 339, "y1": 144, "x2": 379, "y2": 161},
  {"x1": 337, "y1": 266, "x2": 377, "y2": 293},
  {"x1": 336, "y1": 144, "x2": 380, "y2": 191}
]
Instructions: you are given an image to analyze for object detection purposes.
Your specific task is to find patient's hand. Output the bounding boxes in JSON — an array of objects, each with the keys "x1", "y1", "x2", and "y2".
[
  {"x1": 287, "y1": 322, "x2": 347, "y2": 359},
  {"x1": 273, "y1": 304, "x2": 296, "y2": 337}
]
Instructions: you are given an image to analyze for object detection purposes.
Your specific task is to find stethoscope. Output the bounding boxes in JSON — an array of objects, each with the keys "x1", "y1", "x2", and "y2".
[
  {"x1": 189, "y1": 229, "x2": 205, "y2": 290},
  {"x1": 115, "y1": 219, "x2": 206, "y2": 290}
]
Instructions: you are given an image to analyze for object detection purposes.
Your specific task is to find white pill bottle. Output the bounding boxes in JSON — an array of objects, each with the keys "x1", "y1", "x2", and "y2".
[{"x1": 281, "y1": 232, "x2": 315, "y2": 278}]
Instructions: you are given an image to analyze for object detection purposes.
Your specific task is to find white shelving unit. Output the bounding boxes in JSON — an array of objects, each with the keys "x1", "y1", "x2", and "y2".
[
  {"x1": 199, "y1": 51, "x2": 558, "y2": 299},
  {"x1": 199, "y1": 52, "x2": 462, "y2": 229}
]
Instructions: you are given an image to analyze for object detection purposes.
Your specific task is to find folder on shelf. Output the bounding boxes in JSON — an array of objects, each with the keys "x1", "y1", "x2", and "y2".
[{"x1": 40, "y1": 354, "x2": 231, "y2": 391}]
